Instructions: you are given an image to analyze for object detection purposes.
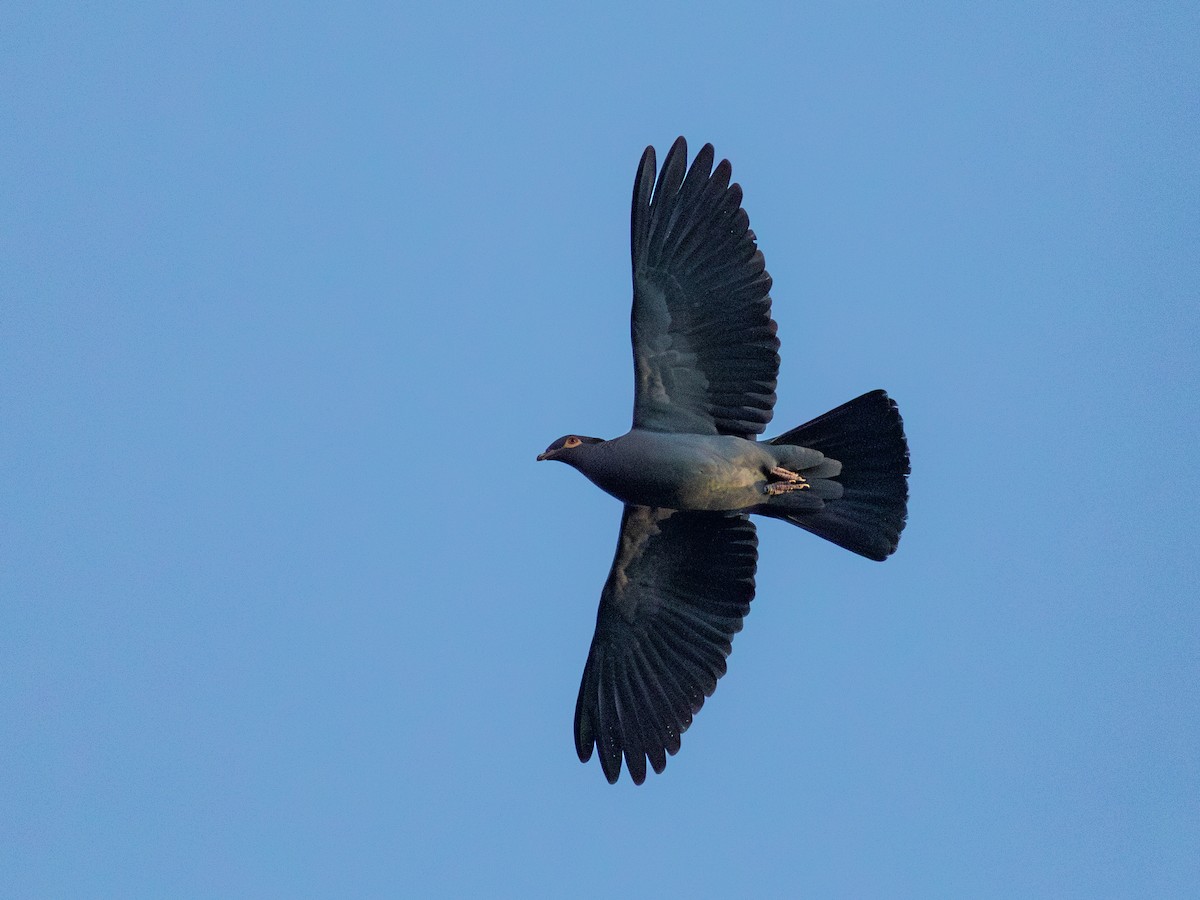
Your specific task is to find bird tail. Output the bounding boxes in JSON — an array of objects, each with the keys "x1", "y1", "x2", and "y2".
[{"x1": 760, "y1": 390, "x2": 910, "y2": 561}]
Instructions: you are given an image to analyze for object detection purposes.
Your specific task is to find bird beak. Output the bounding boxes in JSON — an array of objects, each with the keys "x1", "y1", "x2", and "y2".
[{"x1": 536, "y1": 451, "x2": 552, "y2": 461}]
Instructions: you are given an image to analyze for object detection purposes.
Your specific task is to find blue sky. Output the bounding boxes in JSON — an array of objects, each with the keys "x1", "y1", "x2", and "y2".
[{"x1": 3, "y1": 3, "x2": 1197, "y2": 896}]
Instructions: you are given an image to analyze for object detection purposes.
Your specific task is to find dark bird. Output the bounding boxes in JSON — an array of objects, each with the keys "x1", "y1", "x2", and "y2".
[{"x1": 538, "y1": 138, "x2": 910, "y2": 784}]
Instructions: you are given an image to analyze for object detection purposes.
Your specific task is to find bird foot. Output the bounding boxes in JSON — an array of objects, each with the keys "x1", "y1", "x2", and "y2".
[
  {"x1": 765, "y1": 468, "x2": 810, "y2": 494},
  {"x1": 770, "y1": 466, "x2": 806, "y2": 482}
]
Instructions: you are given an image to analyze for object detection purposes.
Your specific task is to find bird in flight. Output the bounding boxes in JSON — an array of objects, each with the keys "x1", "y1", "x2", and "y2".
[{"x1": 538, "y1": 137, "x2": 910, "y2": 784}]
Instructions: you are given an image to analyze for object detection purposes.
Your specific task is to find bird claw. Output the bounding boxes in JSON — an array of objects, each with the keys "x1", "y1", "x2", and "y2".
[{"x1": 765, "y1": 467, "x2": 810, "y2": 495}]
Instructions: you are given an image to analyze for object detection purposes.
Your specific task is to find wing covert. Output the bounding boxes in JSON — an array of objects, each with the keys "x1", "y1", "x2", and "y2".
[
  {"x1": 630, "y1": 137, "x2": 780, "y2": 438},
  {"x1": 574, "y1": 505, "x2": 758, "y2": 784}
]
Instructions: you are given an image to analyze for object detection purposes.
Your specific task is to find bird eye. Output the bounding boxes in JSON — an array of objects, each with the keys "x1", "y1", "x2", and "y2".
[{"x1": 565, "y1": 437, "x2": 581, "y2": 448}]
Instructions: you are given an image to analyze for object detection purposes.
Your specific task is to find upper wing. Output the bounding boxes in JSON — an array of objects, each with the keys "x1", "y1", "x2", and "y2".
[
  {"x1": 574, "y1": 505, "x2": 758, "y2": 784},
  {"x1": 630, "y1": 137, "x2": 780, "y2": 438}
]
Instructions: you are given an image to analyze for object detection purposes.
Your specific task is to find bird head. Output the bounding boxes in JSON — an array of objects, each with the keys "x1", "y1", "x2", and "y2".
[{"x1": 537, "y1": 435, "x2": 604, "y2": 462}]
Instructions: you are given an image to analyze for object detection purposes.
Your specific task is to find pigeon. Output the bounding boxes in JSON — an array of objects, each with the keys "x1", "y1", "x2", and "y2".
[{"x1": 538, "y1": 137, "x2": 910, "y2": 784}]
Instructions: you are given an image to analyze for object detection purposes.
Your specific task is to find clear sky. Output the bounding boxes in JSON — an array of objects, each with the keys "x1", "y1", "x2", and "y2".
[{"x1": 3, "y1": 3, "x2": 1197, "y2": 897}]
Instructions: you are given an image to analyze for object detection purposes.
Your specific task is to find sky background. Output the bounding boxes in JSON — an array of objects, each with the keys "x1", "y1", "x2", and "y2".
[{"x1": 3, "y1": 3, "x2": 1198, "y2": 897}]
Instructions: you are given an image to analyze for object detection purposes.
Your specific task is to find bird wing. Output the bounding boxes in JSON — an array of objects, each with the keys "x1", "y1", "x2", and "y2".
[
  {"x1": 574, "y1": 505, "x2": 758, "y2": 784},
  {"x1": 630, "y1": 137, "x2": 780, "y2": 438}
]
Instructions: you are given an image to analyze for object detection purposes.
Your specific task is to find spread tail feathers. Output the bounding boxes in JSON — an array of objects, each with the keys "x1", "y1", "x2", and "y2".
[{"x1": 762, "y1": 390, "x2": 910, "y2": 561}]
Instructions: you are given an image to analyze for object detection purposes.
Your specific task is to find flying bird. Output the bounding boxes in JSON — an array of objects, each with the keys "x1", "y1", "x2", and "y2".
[{"x1": 538, "y1": 137, "x2": 910, "y2": 784}]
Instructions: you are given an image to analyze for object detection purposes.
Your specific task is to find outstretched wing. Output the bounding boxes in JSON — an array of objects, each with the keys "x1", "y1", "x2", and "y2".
[
  {"x1": 630, "y1": 137, "x2": 780, "y2": 438},
  {"x1": 574, "y1": 505, "x2": 758, "y2": 784}
]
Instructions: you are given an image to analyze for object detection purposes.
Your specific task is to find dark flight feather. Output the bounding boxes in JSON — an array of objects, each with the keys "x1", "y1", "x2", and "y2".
[
  {"x1": 630, "y1": 137, "x2": 780, "y2": 438},
  {"x1": 574, "y1": 506, "x2": 757, "y2": 783}
]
